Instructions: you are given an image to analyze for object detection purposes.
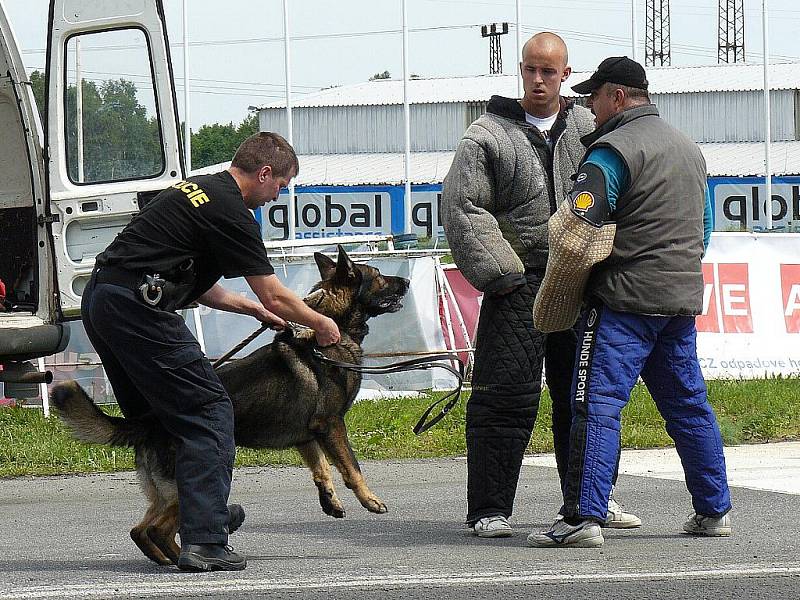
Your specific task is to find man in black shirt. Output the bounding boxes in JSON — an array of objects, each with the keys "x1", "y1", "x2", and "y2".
[{"x1": 82, "y1": 132, "x2": 340, "y2": 572}]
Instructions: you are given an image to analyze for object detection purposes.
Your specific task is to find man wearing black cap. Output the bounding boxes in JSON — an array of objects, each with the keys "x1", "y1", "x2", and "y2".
[
  {"x1": 527, "y1": 57, "x2": 731, "y2": 548},
  {"x1": 442, "y1": 34, "x2": 639, "y2": 540}
]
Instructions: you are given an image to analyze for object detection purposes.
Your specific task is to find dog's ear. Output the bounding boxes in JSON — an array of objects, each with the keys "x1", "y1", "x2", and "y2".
[
  {"x1": 335, "y1": 246, "x2": 357, "y2": 282},
  {"x1": 303, "y1": 288, "x2": 327, "y2": 308},
  {"x1": 314, "y1": 252, "x2": 337, "y2": 280}
]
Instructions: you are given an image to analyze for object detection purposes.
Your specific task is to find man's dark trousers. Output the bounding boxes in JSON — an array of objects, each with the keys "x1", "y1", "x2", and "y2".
[
  {"x1": 81, "y1": 272, "x2": 235, "y2": 544},
  {"x1": 466, "y1": 269, "x2": 575, "y2": 524}
]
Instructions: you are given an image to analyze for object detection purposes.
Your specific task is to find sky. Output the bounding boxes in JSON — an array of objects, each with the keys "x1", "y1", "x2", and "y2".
[{"x1": 5, "y1": 0, "x2": 800, "y2": 129}]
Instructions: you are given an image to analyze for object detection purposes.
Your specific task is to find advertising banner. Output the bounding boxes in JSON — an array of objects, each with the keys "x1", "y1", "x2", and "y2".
[
  {"x1": 260, "y1": 178, "x2": 800, "y2": 241},
  {"x1": 14, "y1": 235, "x2": 797, "y2": 407},
  {"x1": 262, "y1": 185, "x2": 445, "y2": 241},
  {"x1": 696, "y1": 233, "x2": 800, "y2": 378},
  {"x1": 441, "y1": 233, "x2": 800, "y2": 380},
  {"x1": 709, "y1": 176, "x2": 800, "y2": 231}
]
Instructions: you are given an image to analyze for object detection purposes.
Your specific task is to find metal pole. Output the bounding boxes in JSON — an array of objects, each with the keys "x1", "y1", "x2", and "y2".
[
  {"x1": 762, "y1": 0, "x2": 773, "y2": 230},
  {"x1": 631, "y1": 0, "x2": 638, "y2": 61},
  {"x1": 38, "y1": 357, "x2": 49, "y2": 417},
  {"x1": 402, "y1": 0, "x2": 413, "y2": 234},
  {"x1": 515, "y1": 0, "x2": 522, "y2": 98},
  {"x1": 182, "y1": 0, "x2": 191, "y2": 173},
  {"x1": 75, "y1": 38, "x2": 84, "y2": 182},
  {"x1": 283, "y1": 0, "x2": 296, "y2": 242}
]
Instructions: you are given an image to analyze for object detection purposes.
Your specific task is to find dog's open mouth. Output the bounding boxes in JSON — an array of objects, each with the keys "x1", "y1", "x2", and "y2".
[{"x1": 376, "y1": 296, "x2": 404, "y2": 313}]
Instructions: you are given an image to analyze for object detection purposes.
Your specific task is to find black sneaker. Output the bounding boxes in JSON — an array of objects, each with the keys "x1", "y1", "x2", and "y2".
[
  {"x1": 228, "y1": 504, "x2": 245, "y2": 534},
  {"x1": 177, "y1": 544, "x2": 247, "y2": 572}
]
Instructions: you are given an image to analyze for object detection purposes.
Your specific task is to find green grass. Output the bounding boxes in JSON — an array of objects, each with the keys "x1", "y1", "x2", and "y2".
[{"x1": 1, "y1": 377, "x2": 799, "y2": 478}]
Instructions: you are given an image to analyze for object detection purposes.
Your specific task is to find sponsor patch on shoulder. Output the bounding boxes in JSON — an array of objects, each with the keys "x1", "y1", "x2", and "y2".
[
  {"x1": 576, "y1": 172, "x2": 588, "y2": 184},
  {"x1": 573, "y1": 191, "x2": 595, "y2": 212}
]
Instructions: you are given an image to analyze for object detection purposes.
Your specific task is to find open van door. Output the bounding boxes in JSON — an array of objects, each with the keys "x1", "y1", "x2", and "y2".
[
  {"x1": 0, "y1": 1, "x2": 66, "y2": 366},
  {"x1": 0, "y1": 0, "x2": 183, "y2": 384},
  {"x1": 45, "y1": 0, "x2": 184, "y2": 317}
]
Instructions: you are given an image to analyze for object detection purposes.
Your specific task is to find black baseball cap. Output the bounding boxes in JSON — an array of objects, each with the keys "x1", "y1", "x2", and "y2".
[{"x1": 571, "y1": 56, "x2": 649, "y2": 94}]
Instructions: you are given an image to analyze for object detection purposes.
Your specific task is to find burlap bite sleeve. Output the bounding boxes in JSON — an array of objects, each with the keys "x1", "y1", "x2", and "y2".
[{"x1": 532, "y1": 202, "x2": 616, "y2": 332}]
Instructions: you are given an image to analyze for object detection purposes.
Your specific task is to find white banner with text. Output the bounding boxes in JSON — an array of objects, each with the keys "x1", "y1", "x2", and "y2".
[
  {"x1": 695, "y1": 233, "x2": 800, "y2": 378},
  {"x1": 442, "y1": 233, "x2": 800, "y2": 380}
]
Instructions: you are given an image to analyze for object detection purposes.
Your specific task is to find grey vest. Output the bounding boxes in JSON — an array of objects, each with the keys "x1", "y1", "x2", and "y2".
[{"x1": 583, "y1": 105, "x2": 706, "y2": 315}]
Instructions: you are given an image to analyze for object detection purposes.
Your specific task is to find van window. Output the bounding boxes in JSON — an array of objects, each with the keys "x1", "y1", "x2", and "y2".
[{"x1": 64, "y1": 28, "x2": 165, "y2": 184}]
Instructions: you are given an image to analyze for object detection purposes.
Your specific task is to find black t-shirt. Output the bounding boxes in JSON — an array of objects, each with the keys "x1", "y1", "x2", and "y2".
[{"x1": 97, "y1": 171, "x2": 273, "y2": 299}]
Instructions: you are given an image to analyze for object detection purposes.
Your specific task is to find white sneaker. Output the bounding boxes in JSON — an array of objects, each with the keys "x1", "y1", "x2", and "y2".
[
  {"x1": 605, "y1": 496, "x2": 642, "y2": 529},
  {"x1": 682, "y1": 512, "x2": 732, "y2": 537},
  {"x1": 527, "y1": 519, "x2": 604, "y2": 548},
  {"x1": 472, "y1": 515, "x2": 513, "y2": 538}
]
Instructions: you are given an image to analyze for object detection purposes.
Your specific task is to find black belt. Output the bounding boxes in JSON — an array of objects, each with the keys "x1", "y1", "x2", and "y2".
[
  {"x1": 93, "y1": 265, "x2": 143, "y2": 289},
  {"x1": 93, "y1": 266, "x2": 166, "y2": 306}
]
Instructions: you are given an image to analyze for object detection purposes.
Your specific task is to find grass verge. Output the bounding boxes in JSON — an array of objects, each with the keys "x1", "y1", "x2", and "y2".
[{"x1": 1, "y1": 377, "x2": 798, "y2": 478}]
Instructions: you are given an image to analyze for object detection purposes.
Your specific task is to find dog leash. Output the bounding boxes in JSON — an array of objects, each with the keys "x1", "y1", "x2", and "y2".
[
  {"x1": 213, "y1": 322, "x2": 465, "y2": 434},
  {"x1": 310, "y1": 348, "x2": 465, "y2": 435},
  {"x1": 212, "y1": 321, "x2": 313, "y2": 369},
  {"x1": 211, "y1": 322, "x2": 272, "y2": 369}
]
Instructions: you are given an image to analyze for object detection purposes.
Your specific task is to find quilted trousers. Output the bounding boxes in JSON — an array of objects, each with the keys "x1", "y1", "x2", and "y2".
[{"x1": 466, "y1": 270, "x2": 574, "y2": 524}]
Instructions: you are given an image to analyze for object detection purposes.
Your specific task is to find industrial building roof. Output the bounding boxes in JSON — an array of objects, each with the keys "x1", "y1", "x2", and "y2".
[
  {"x1": 701, "y1": 141, "x2": 800, "y2": 177},
  {"x1": 258, "y1": 62, "x2": 800, "y2": 109},
  {"x1": 193, "y1": 141, "x2": 800, "y2": 185}
]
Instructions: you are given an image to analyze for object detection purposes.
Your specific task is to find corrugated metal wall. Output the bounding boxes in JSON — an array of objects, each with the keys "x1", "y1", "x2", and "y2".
[
  {"x1": 260, "y1": 90, "x2": 797, "y2": 153},
  {"x1": 260, "y1": 103, "x2": 472, "y2": 154},
  {"x1": 653, "y1": 90, "x2": 796, "y2": 142}
]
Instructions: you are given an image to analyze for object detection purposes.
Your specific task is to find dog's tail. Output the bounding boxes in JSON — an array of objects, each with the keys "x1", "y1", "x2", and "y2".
[{"x1": 50, "y1": 380, "x2": 144, "y2": 448}]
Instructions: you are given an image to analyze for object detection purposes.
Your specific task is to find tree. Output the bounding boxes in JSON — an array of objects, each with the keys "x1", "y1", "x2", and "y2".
[
  {"x1": 29, "y1": 70, "x2": 161, "y2": 182},
  {"x1": 29, "y1": 69, "x2": 262, "y2": 175},
  {"x1": 29, "y1": 70, "x2": 45, "y2": 116},
  {"x1": 369, "y1": 70, "x2": 391, "y2": 81},
  {"x1": 190, "y1": 112, "x2": 259, "y2": 169}
]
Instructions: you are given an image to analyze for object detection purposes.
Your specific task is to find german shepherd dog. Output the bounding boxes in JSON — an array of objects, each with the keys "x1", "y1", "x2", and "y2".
[{"x1": 51, "y1": 246, "x2": 410, "y2": 566}]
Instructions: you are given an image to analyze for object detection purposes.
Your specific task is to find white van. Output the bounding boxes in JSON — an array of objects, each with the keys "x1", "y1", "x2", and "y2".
[{"x1": 0, "y1": 0, "x2": 184, "y2": 384}]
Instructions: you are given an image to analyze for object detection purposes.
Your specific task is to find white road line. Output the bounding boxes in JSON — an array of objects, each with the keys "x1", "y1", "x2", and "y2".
[{"x1": 3, "y1": 566, "x2": 800, "y2": 599}]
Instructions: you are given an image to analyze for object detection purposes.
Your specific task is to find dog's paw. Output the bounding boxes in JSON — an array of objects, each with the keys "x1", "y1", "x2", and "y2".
[
  {"x1": 363, "y1": 497, "x2": 388, "y2": 514},
  {"x1": 318, "y1": 489, "x2": 346, "y2": 518},
  {"x1": 324, "y1": 505, "x2": 346, "y2": 519},
  {"x1": 130, "y1": 527, "x2": 173, "y2": 566}
]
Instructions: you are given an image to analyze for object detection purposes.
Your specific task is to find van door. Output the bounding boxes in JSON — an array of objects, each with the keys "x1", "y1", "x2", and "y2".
[
  {"x1": 0, "y1": 1, "x2": 66, "y2": 362},
  {"x1": 45, "y1": 0, "x2": 184, "y2": 317}
]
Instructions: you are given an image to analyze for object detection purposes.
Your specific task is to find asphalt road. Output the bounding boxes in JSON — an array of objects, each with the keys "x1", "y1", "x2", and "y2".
[{"x1": 1, "y1": 457, "x2": 798, "y2": 599}]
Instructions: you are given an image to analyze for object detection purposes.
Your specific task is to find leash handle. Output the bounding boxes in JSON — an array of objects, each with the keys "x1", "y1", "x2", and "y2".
[
  {"x1": 312, "y1": 349, "x2": 465, "y2": 435},
  {"x1": 411, "y1": 357, "x2": 464, "y2": 435}
]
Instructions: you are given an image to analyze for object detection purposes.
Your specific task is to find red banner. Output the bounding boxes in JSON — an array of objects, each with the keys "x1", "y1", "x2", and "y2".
[{"x1": 781, "y1": 264, "x2": 800, "y2": 334}]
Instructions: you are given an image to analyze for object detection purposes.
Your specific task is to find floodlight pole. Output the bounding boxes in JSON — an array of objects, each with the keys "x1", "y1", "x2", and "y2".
[
  {"x1": 631, "y1": 0, "x2": 639, "y2": 61},
  {"x1": 402, "y1": 0, "x2": 412, "y2": 234},
  {"x1": 182, "y1": 0, "x2": 191, "y2": 173},
  {"x1": 762, "y1": 0, "x2": 773, "y2": 230},
  {"x1": 515, "y1": 0, "x2": 522, "y2": 98},
  {"x1": 283, "y1": 0, "x2": 296, "y2": 241}
]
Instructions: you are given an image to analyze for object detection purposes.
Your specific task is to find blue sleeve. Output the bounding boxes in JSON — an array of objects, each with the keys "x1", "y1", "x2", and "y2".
[
  {"x1": 584, "y1": 147, "x2": 629, "y2": 212},
  {"x1": 703, "y1": 184, "x2": 713, "y2": 253}
]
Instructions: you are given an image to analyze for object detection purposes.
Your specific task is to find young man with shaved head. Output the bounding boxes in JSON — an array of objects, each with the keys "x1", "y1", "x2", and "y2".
[{"x1": 442, "y1": 33, "x2": 639, "y2": 538}]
